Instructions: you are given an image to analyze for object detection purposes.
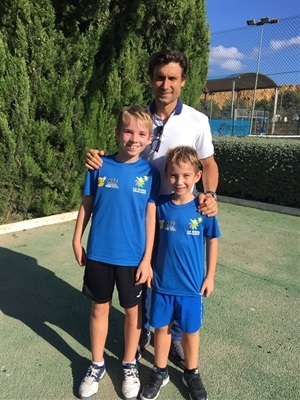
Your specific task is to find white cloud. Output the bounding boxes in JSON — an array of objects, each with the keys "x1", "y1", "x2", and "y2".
[
  {"x1": 270, "y1": 36, "x2": 300, "y2": 50},
  {"x1": 222, "y1": 59, "x2": 243, "y2": 70},
  {"x1": 209, "y1": 45, "x2": 244, "y2": 71}
]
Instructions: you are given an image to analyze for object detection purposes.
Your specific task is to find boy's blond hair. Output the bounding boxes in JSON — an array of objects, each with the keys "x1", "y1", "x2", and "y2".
[
  {"x1": 165, "y1": 146, "x2": 201, "y2": 173},
  {"x1": 117, "y1": 105, "x2": 153, "y2": 133}
]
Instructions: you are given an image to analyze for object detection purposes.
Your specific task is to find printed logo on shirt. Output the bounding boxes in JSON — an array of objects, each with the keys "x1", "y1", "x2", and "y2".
[
  {"x1": 105, "y1": 178, "x2": 119, "y2": 189},
  {"x1": 98, "y1": 177, "x2": 106, "y2": 187},
  {"x1": 133, "y1": 175, "x2": 149, "y2": 194},
  {"x1": 159, "y1": 220, "x2": 176, "y2": 231},
  {"x1": 187, "y1": 217, "x2": 203, "y2": 236}
]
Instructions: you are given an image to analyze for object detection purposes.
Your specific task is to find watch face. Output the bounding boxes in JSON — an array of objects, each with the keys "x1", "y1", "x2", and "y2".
[{"x1": 206, "y1": 191, "x2": 217, "y2": 200}]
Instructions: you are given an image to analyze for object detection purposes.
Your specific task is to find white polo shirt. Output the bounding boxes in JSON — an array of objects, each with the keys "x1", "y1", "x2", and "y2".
[{"x1": 141, "y1": 99, "x2": 214, "y2": 195}]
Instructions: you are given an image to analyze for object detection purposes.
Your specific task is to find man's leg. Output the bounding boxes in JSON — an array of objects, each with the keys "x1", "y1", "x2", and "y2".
[
  {"x1": 137, "y1": 286, "x2": 152, "y2": 360},
  {"x1": 170, "y1": 320, "x2": 185, "y2": 369},
  {"x1": 141, "y1": 286, "x2": 152, "y2": 333}
]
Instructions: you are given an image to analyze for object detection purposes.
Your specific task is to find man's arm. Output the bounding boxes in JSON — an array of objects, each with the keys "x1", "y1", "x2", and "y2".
[
  {"x1": 198, "y1": 155, "x2": 219, "y2": 216},
  {"x1": 85, "y1": 149, "x2": 105, "y2": 170}
]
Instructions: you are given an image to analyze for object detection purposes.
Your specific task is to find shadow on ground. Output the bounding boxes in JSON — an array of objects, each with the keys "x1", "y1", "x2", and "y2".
[{"x1": 0, "y1": 247, "x2": 128, "y2": 398}]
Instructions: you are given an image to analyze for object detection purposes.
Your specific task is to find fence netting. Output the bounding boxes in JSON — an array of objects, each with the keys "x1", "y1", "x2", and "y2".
[{"x1": 201, "y1": 15, "x2": 300, "y2": 136}]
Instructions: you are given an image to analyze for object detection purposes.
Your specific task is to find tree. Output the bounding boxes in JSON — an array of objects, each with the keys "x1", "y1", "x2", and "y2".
[
  {"x1": 0, "y1": 0, "x2": 210, "y2": 223},
  {"x1": 280, "y1": 90, "x2": 300, "y2": 120},
  {"x1": 255, "y1": 99, "x2": 272, "y2": 113},
  {"x1": 84, "y1": 0, "x2": 210, "y2": 146},
  {"x1": 0, "y1": 0, "x2": 110, "y2": 221}
]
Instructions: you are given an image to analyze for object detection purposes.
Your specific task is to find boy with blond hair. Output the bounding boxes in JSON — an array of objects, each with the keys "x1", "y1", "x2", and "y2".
[{"x1": 72, "y1": 105, "x2": 160, "y2": 400}]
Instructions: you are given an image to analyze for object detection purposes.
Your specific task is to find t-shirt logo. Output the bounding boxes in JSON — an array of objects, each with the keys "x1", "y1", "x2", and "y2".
[
  {"x1": 187, "y1": 217, "x2": 202, "y2": 236},
  {"x1": 133, "y1": 176, "x2": 149, "y2": 194},
  {"x1": 164, "y1": 220, "x2": 176, "y2": 231},
  {"x1": 98, "y1": 177, "x2": 106, "y2": 187},
  {"x1": 105, "y1": 178, "x2": 119, "y2": 188},
  {"x1": 135, "y1": 176, "x2": 149, "y2": 188},
  {"x1": 189, "y1": 217, "x2": 202, "y2": 230}
]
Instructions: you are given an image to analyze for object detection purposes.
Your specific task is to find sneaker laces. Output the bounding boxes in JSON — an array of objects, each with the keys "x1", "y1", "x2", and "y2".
[
  {"x1": 84, "y1": 365, "x2": 103, "y2": 383},
  {"x1": 123, "y1": 364, "x2": 139, "y2": 384}
]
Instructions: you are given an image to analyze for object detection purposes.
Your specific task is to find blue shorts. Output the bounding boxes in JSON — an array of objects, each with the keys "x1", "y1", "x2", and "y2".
[{"x1": 150, "y1": 292, "x2": 204, "y2": 334}]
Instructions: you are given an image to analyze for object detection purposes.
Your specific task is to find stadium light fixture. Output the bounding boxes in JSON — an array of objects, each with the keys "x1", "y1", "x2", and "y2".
[{"x1": 247, "y1": 17, "x2": 279, "y2": 134}]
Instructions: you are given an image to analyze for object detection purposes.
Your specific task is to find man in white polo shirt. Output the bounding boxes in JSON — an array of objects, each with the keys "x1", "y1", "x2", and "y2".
[{"x1": 85, "y1": 50, "x2": 219, "y2": 372}]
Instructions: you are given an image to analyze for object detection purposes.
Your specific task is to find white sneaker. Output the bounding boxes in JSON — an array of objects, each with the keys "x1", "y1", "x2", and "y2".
[
  {"x1": 122, "y1": 363, "x2": 140, "y2": 400},
  {"x1": 79, "y1": 363, "x2": 106, "y2": 399}
]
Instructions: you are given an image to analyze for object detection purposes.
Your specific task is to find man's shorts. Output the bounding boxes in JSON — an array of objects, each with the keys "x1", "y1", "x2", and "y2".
[
  {"x1": 83, "y1": 259, "x2": 143, "y2": 308},
  {"x1": 150, "y1": 292, "x2": 204, "y2": 333}
]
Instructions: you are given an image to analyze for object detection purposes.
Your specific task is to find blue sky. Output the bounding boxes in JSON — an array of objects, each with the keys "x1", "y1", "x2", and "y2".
[
  {"x1": 206, "y1": 0, "x2": 300, "y2": 84},
  {"x1": 206, "y1": 0, "x2": 299, "y2": 32}
]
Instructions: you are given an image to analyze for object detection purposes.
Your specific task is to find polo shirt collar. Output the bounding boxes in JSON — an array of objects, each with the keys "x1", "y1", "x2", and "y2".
[{"x1": 148, "y1": 98, "x2": 183, "y2": 116}]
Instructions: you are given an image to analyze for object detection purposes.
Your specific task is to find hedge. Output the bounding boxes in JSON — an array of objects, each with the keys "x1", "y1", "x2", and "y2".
[{"x1": 211, "y1": 136, "x2": 300, "y2": 208}]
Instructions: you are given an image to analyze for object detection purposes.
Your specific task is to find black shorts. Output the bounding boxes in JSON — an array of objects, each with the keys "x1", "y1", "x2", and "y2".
[{"x1": 82, "y1": 259, "x2": 143, "y2": 308}]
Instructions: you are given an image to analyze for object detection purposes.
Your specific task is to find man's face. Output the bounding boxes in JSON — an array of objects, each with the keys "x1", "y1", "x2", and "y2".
[{"x1": 150, "y1": 62, "x2": 186, "y2": 108}]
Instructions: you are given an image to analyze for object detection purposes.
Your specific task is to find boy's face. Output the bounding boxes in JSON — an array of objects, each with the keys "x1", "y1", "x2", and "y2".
[
  {"x1": 150, "y1": 62, "x2": 185, "y2": 108},
  {"x1": 115, "y1": 118, "x2": 152, "y2": 162},
  {"x1": 165, "y1": 161, "x2": 202, "y2": 197}
]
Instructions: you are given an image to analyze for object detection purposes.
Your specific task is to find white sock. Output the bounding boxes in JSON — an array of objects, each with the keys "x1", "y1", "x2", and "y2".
[
  {"x1": 92, "y1": 360, "x2": 105, "y2": 367},
  {"x1": 122, "y1": 360, "x2": 136, "y2": 366}
]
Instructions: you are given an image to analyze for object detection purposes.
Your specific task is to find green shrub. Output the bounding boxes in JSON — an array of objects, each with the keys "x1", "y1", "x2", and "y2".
[{"x1": 212, "y1": 137, "x2": 300, "y2": 208}]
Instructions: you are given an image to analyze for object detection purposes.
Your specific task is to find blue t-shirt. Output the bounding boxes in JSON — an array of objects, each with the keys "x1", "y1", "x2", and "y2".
[
  {"x1": 84, "y1": 155, "x2": 160, "y2": 266},
  {"x1": 154, "y1": 194, "x2": 221, "y2": 296}
]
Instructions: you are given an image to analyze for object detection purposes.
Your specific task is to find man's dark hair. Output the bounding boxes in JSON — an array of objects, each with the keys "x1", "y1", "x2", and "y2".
[{"x1": 148, "y1": 50, "x2": 188, "y2": 80}]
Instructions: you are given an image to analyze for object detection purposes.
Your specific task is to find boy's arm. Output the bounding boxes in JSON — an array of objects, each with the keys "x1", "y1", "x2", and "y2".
[
  {"x1": 135, "y1": 202, "x2": 156, "y2": 287},
  {"x1": 200, "y1": 237, "x2": 218, "y2": 297},
  {"x1": 85, "y1": 149, "x2": 105, "y2": 170},
  {"x1": 72, "y1": 196, "x2": 94, "y2": 266}
]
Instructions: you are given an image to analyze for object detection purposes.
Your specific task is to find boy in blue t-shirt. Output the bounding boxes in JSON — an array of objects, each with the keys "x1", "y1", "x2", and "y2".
[
  {"x1": 141, "y1": 146, "x2": 220, "y2": 400},
  {"x1": 72, "y1": 106, "x2": 160, "y2": 400}
]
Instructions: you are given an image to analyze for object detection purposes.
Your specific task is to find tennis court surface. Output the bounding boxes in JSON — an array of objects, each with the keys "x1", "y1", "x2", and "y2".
[{"x1": 1, "y1": 201, "x2": 299, "y2": 399}]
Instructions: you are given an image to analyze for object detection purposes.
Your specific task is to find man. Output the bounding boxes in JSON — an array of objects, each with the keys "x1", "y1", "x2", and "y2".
[{"x1": 85, "y1": 50, "x2": 219, "y2": 370}]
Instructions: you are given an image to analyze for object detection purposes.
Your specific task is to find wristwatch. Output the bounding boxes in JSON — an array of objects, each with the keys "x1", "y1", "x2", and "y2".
[{"x1": 205, "y1": 191, "x2": 217, "y2": 200}]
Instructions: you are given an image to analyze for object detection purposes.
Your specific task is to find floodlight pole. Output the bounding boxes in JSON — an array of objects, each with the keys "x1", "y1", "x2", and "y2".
[
  {"x1": 249, "y1": 23, "x2": 264, "y2": 135},
  {"x1": 247, "y1": 17, "x2": 279, "y2": 135}
]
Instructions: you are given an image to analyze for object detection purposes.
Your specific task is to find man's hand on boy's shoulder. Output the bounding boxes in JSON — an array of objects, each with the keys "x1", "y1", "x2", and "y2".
[
  {"x1": 85, "y1": 149, "x2": 105, "y2": 170},
  {"x1": 198, "y1": 193, "x2": 218, "y2": 216}
]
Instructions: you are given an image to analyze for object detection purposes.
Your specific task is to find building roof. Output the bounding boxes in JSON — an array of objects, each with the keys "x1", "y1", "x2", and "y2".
[{"x1": 204, "y1": 73, "x2": 278, "y2": 94}]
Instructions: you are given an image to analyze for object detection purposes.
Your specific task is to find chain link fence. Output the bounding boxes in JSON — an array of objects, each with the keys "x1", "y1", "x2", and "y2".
[{"x1": 201, "y1": 15, "x2": 300, "y2": 136}]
